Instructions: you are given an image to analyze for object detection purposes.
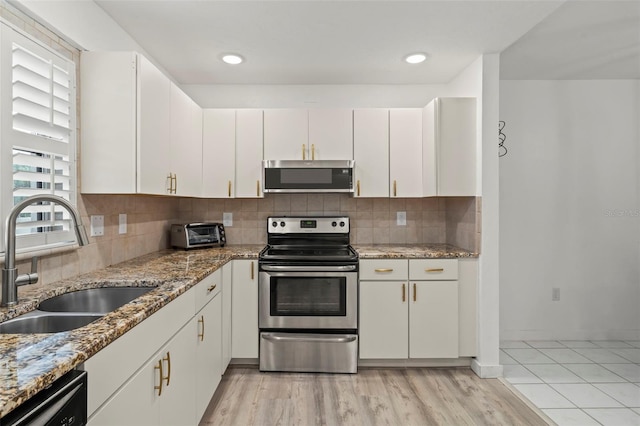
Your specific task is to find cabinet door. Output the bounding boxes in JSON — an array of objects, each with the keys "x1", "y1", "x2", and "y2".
[
  {"x1": 263, "y1": 109, "x2": 308, "y2": 160},
  {"x1": 159, "y1": 323, "x2": 197, "y2": 426},
  {"x1": 137, "y1": 55, "x2": 172, "y2": 195},
  {"x1": 409, "y1": 281, "x2": 459, "y2": 358},
  {"x1": 231, "y1": 259, "x2": 259, "y2": 358},
  {"x1": 170, "y1": 83, "x2": 202, "y2": 197},
  {"x1": 195, "y1": 295, "x2": 222, "y2": 422},
  {"x1": 389, "y1": 108, "x2": 422, "y2": 197},
  {"x1": 203, "y1": 109, "x2": 236, "y2": 197},
  {"x1": 235, "y1": 109, "x2": 264, "y2": 197},
  {"x1": 422, "y1": 101, "x2": 437, "y2": 197},
  {"x1": 359, "y1": 281, "x2": 408, "y2": 359},
  {"x1": 353, "y1": 109, "x2": 389, "y2": 197},
  {"x1": 221, "y1": 262, "x2": 233, "y2": 371},
  {"x1": 308, "y1": 109, "x2": 353, "y2": 160},
  {"x1": 458, "y1": 259, "x2": 477, "y2": 357}
]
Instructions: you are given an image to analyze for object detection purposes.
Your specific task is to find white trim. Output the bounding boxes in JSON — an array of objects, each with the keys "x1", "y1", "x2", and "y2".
[{"x1": 470, "y1": 359, "x2": 503, "y2": 378}]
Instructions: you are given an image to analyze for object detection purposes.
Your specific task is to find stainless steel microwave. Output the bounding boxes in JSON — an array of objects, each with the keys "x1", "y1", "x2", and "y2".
[{"x1": 262, "y1": 160, "x2": 355, "y2": 193}]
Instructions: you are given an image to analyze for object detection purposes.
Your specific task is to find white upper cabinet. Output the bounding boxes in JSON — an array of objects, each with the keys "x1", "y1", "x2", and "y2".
[
  {"x1": 235, "y1": 109, "x2": 264, "y2": 198},
  {"x1": 423, "y1": 98, "x2": 477, "y2": 197},
  {"x1": 81, "y1": 52, "x2": 202, "y2": 196},
  {"x1": 389, "y1": 108, "x2": 423, "y2": 198},
  {"x1": 202, "y1": 109, "x2": 236, "y2": 198},
  {"x1": 170, "y1": 83, "x2": 203, "y2": 197},
  {"x1": 263, "y1": 109, "x2": 308, "y2": 160},
  {"x1": 353, "y1": 109, "x2": 389, "y2": 197},
  {"x1": 307, "y1": 109, "x2": 353, "y2": 160},
  {"x1": 263, "y1": 109, "x2": 353, "y2": 160}
]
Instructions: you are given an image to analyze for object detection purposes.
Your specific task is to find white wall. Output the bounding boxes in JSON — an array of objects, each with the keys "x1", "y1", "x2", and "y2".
[{"x1": 499, "y1": 80, "x2": 640, "y2": 341}]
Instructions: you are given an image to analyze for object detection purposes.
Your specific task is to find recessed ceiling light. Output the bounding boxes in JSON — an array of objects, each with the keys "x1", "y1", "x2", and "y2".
[
  {"x1": 221, "y1": 54, "x2": 243, "y2": 65},
  {"x1": 404, "y1": 53, "x2": 427, "y2": 64}
]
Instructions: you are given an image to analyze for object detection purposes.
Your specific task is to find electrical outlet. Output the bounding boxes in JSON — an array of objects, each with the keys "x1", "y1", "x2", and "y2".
[
  {"x1": 397, "y1": 211, "x2": 407, "y2": 226},
  {"x1": 90, "y1": 215, "x2": 104, "y2": 237},
  {"x1": 119, "y1": 213, "x2": 127, "y2": 234},
  {"x1": 552, "y1": 288, "x2": 560, "y2": 301},
  {"x1": 223, "y1": 212, "x2": 233, "y2": 227}
]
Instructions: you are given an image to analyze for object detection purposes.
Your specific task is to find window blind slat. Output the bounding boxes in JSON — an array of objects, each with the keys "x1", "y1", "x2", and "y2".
[{"x1": 13, "y1": 113, "x2": 70, "y2": 141}]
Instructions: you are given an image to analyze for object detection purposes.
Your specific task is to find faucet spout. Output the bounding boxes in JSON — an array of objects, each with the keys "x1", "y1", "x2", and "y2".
[{"x1": 2, "y1": 195, "x2": 89, "y2": 307}]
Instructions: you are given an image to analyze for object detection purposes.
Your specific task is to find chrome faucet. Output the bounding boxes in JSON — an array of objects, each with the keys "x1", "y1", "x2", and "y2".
[{"x1": 2, "y1": 195, "x2": 90, "y2": 307}]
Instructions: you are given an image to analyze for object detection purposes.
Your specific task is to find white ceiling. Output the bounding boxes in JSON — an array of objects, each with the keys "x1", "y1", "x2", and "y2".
[{"x1": 90, "y1": 0, "x2": 639, "y2": 107}]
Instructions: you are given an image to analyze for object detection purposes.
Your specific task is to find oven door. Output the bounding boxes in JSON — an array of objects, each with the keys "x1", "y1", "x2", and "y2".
[{"x1": 258, "y1": 266, "x2": 357, "y2": 330}]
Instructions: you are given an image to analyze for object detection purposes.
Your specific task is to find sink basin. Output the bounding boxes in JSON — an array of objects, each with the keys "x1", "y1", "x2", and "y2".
[
  {"x1": 0, "y1": 312, "x2": 103, "y2": 334},
  {"x1": 38, "y1": 287, "x2": 155, "y2": 314}
]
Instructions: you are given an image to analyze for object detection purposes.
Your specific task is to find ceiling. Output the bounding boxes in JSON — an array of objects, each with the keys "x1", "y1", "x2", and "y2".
[{"x1": 90, "y1": 0, "x2": 639, "y2": 107}]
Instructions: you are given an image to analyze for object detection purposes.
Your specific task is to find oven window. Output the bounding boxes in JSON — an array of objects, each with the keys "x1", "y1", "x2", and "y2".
[{"x1": 270, "y1": 276, "x2": 346, "y2": 316}]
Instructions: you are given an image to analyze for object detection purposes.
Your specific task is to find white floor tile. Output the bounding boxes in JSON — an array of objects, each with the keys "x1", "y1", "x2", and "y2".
[
  {"x1": 594, "y1": 383, "x2": 640, "y2": 407},
  {"x1": 564, "y1": 363, "x2": 627, "y2": 383},
  {"x1": 525, "y1": 340, "x2": 567, "y2": 349},
  {"x1": 500, "y1": 349, "x2": 519, "y2": 365},
  {"x1": 592, "y1": 341, "x2": 635, "y2": 349},
  {"x1": 499, "y1": 341, "x2": 532, "y2": 349},
  {"x1": 574, "y1": 348, "x2": 632, "y2": 364},
  {"x1": 633, "y1": 408, "x2": 640, "y2": 415},
  {"x1": 611, "y1": 348, "x2": 640, "y2": 363},
  {"x1": 551, "y1": 384, "x2": 623, "y2": 408},
  {"x1": 603, "y1": 364, "x2": 640, "y2": 382},
  {"x1": 525, "y1": 364, "x2": 585, "y2": 384},
  {"x1": 626, "y1": 341, "x2": 640, "y2": 349},
  {"x1": 503, "y1": 348, "x2": 556, "y2": 364},
  {"x1": 502, "y1": 364, "x2": 543, "y2": 384},
  {"x1": 583, "y1": 408, "x2": 640, "y2": 426},
  {"x1": 560, "y1": 341, "x2": 600, "y2": 349},
  {"x1": 542, "y1": 409, "x2": 601, "y2": 426},
  {"x1": 513, "y1": 384, "x2": 575, "y2": 409},
  {"x1": 540, "y1": 348, "x2": 593, "y2": 364}
]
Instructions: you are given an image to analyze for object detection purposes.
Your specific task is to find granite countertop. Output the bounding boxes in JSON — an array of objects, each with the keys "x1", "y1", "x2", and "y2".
[{"x1": 0, "y1": 242, "x2": 475, "y2": 418}]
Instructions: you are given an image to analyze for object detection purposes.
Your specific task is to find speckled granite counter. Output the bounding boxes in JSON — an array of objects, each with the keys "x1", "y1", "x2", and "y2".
[
  {"x1": 0, "y1": 245, "x2": 261, "y2": 418},
  {"x1": 0, "y1": 242, "x2": 475, "y2": 418},
  {"x1": 354, "y1": 243, "x2": 478, "y2": 259}
]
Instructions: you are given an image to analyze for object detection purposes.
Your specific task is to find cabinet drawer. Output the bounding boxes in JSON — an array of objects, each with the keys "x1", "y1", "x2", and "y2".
[
  {"x1": 359, "y1": 259, "x2": 408, "y2": 280},
  {"x1": 409, "y1": 259, "x2": 458, "y2": 280},
  {"x1": 195, "y1": 268, "x2": 222, "y2": 312}
]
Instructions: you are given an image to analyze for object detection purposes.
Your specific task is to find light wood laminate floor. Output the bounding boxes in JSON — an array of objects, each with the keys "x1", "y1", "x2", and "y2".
[{"x1": 199, "y1": 367, "x2": 549, "y2": 426}]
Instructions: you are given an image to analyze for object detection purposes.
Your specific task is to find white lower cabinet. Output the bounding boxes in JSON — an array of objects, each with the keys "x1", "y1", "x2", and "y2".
[
  {"x1": 86, "y1": 269, "x2": 225, "y2": 426},
  {"x1": 221, "y1": 262, "x2": 233, "y2": 371},
  {"x1": 231, "y1": 259, "x2": 258, "y2": 358},
  {"x1": 359, "y1": 259, "x2": 462, "y2": 360}
]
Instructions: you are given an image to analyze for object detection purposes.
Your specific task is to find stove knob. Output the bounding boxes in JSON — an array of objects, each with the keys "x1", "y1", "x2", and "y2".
[
  {"x1": 340, "y1": 221, "x2": 345, "y2": 227},
  {"x1": 331, "y1": 221, "x2": 337, "y2": 227},
  {"x1": 280, "y1": 221, "x2": 286, "y2": 227},
  {"x1": 272, "y1": 221, "x2": 277, "y2": 228}
]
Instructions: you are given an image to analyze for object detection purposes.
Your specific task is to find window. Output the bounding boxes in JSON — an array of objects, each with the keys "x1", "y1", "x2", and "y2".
[{"x1": 0, "y1": 22, "x2": 77, "y2": 253}]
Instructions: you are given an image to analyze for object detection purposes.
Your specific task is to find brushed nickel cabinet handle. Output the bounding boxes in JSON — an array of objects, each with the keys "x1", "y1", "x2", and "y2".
[
  {"x1": 402, "y1": 283, "x2": 406, "y2": 302},
  {"x1": 198, "y1": 315, "x2": 205, "y2": 341},
  {"x1": 393, "y1": 180, "x2": 397, "y2": 197},
  {"x1": 413, "y1": 283, "x2": 417, "y2": 302},
  {"x1": 167, "y1": 173, "x2": 173, "y2": 193},
  {"x1": 207, "y1": 284, "x2": 217, "y2": 293},
  {"x1": 374, "y1": 268, "x2": 393, "y2": 273},
  {"x1": 311, "y1": 143, "x2": 315, "y2": 160},
  {"x1": 357, "y1": 180, "x2": 360, "y2": 197},
  {"x1": 154, "y1": 359, "x2": 164, "y2": 396},
  {"x1": 426, "y1": 268, "x2": 444, "y2": 273},
  {"x1": 173, "y1": 174, "x2": 177, "y2": 194},
  {"x1": 256, "y1": 180, "x2": 260, "y2": 197},
  {"x1": 251, "y1": 261, "x2": 255, "y2": 280},
  {"x1": 228, "y1": 180, "x2": 232, "y2": 197},
  {"x1": 302, "y1": 144, "x2": 306, "y2": 160}
]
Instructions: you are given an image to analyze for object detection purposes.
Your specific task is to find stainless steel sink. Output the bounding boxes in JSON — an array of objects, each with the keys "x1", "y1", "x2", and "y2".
[
  {"x1": 38, "y1": 287, "x2": 155, "y2": 314},
  {"x1": 0, "y1": 312, "x2": 103, "y2": 334}
]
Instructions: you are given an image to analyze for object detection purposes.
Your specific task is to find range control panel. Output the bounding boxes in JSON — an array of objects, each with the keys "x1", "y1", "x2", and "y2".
[{"x1": 267, "y1": 216, "x2": 349, "y2": 234}]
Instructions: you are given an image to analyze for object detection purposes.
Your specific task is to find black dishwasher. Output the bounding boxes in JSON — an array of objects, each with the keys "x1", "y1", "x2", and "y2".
[{"x1": 3, "y1": 370, "x2": 87, "y2": 426}]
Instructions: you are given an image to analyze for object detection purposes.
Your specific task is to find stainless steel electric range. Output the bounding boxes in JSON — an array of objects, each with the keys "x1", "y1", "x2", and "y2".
[{"x1": 258, "y1": 216, "x2": 359, "y2": 373}]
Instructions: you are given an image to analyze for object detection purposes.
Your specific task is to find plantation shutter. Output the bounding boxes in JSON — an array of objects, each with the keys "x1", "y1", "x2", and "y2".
[{"x1": 1, "y1": 23, "x2": 77, "y2": 252}]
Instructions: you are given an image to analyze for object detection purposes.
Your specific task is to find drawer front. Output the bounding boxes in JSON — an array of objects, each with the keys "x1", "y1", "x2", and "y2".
[
  {"x1": 409, "y1": 259, "x2": 458, "y2": 280},
  {"x1": 359, "y1": 259, "x2": 408, "y2": 280},
  {"x1": 195, "y1": 268, "x2": 222, "y2": 312}
]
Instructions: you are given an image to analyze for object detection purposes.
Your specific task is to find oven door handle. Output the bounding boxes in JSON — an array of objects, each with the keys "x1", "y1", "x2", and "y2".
[
  {"x1": 261, "y1": 332, "x2": 357, "y2": 344},
  {"x1": 260, "y1": 265, "x2": 357, "y2": 272}
]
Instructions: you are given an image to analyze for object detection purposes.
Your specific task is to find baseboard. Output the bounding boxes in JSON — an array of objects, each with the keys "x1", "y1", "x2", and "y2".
[
  {"x1": 358, "y1": 358, "x2": 473, "y2": 368},
  {"x1": 500, "y1": 329, "x2": 640, "y2": 341},
  {"x1": 471, "y1": 359, "x2": 503, "y2": 378}
]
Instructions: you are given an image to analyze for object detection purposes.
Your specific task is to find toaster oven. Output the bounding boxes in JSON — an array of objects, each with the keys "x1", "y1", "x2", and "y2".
[{"x1": 171, "y1": 223, "x2": 226, "y2": 249}]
